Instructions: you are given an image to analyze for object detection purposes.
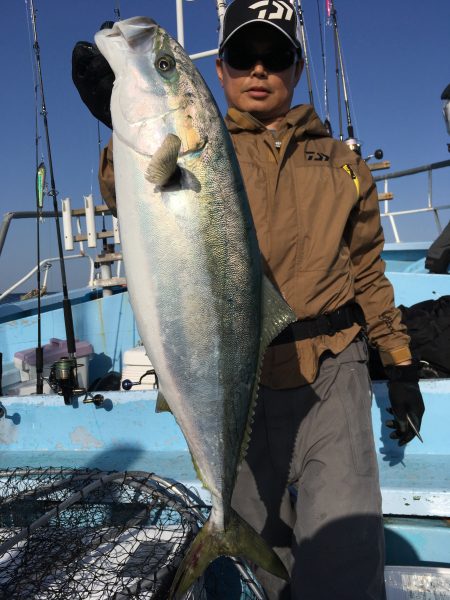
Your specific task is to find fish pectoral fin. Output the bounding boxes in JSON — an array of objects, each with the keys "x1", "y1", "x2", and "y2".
[
  {"x1": 145, "y1": 133, "x2": 182, "y2": 186},
  {"x1": 169, "y1": 509, "x2": 288, "y2": 599},
  {"x1": 155, "y1": 390, "x2": 171, "y2": 413}
]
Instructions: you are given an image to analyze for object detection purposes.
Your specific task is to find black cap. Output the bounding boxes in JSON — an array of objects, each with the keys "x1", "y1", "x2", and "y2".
[{"x1": 219, "y1": 0, "x2": 302, "y2": 54}]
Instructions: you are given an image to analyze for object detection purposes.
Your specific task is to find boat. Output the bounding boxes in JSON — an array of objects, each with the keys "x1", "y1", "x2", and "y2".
[{"x1": 1, "y1": 1, "x2": 450, "y2": 598}]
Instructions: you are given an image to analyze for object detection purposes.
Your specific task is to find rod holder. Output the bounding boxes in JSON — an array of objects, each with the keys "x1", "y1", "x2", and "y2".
[
  {"x1": 62, "y1": 198, "x2": 74, "y2": 251},
  {"x1": 84, "y1": 194, "x2": 97, "y2": 248}
]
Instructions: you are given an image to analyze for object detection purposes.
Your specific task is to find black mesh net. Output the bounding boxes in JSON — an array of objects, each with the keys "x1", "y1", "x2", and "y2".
[{"x1": 0, "y1": 468, "x2": 265, "y2": 599}]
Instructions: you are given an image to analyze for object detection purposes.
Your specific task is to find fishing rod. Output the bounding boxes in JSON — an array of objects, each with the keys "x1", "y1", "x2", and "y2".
[
  {"x1": 316, "y1": 0, "x2": 332, "y2": 136},
  {"x1": 328, "y1": 0, "x2": 360, "y2": 153},
  {"x1": 35, "y1": 160, "x2": 46, "y2": 394},
  {"x1": 31, "y1": 38, "x2": 45, "y2": 395},
  {"x1": 29, "y1": 0, "x2": 79, "y2": 403},
  {"x1": 329, "y1": 0, "x2": 343, "y2": 141},
  {"x1": 296, "y1": 0, "x2": 314, "y2": 106}
]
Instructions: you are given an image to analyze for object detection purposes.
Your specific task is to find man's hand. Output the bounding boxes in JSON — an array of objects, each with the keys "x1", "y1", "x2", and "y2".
[
  {"x1": 385, "y1": 363, "x2": 425, "y2": 446},
  {"x1": 72, "y1": 40, "x2": 114, "y2": 129}
]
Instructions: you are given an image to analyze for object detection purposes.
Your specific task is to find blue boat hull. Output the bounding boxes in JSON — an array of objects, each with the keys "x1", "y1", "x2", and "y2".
[
  {"x1": 1, "y1": 378, "x2": 450, "y2": 570},
  {"x1": 1, "y1": 245, "x2": 449, "y2": 576}
]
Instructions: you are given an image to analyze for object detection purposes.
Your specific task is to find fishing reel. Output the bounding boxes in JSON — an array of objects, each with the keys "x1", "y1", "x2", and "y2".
[
  {"x1": 122, "y1": 369, "x2": 158, "y2": 391},
  {"x1": 344, "y1": 137, "x2": 362, "y2": 156},
  {"x1": 48, "y1": 357, "x2": 86, "y2": 405},
  {"x1": 364, "y1": 148, "x2": 384, "y2": 163}
]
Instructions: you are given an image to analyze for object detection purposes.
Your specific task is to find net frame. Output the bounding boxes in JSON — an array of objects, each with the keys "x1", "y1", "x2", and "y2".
[{"x1": 0, "y1": 468, "x2": 266, "y2": 600}]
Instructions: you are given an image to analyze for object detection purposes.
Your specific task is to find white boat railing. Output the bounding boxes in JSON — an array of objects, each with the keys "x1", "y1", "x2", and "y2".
[
  {"x1": 0, "y1": 254, "x2": 95, "y2": 302},
  {"x1": 2, "y1": 158, "x2": 449, "y2": 301},
  {"x1": 373, "y1": 159, "x2": 450, "y2": 244},
  {"x1": 0, "y1": 201, "x2": 121, "y2": 301}
]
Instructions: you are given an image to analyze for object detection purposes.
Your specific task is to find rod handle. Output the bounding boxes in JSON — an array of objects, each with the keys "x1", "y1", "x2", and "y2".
[{"x1": 63, "y1": 298, "x2": 76, "y2": 355}]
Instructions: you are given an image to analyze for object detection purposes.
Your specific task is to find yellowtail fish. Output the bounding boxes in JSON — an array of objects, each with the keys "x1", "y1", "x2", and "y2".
[{"x1": 95, "y1": 17, "x2": 296, "y2": 598}]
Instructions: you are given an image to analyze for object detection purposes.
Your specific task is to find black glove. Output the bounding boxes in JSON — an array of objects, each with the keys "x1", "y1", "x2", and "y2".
[
  {"x1": 385, "y1": 363, "x2": 425, "y2": 446},
  {"x1": 72, "y1": 39, "x2": 114, "y2": 129}
]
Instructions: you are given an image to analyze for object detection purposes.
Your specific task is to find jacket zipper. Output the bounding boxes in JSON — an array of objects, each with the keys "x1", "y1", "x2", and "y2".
[{"x1": 342, "y1": 164, "x2": 360, "y2": 199}]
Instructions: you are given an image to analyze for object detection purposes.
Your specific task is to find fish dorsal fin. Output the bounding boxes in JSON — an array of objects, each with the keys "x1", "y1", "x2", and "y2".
[
  {"x1": 240, "y1": 275, "x2": 297, "y2": 463},
  {"x1": 146, "y1": 134, "x2": 182, "y2": 186}
]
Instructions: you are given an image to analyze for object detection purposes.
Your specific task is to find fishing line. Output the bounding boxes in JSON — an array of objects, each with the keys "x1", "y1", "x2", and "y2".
[{"x1": 29, "y1": 0, "x2": 77, "y2": 367}]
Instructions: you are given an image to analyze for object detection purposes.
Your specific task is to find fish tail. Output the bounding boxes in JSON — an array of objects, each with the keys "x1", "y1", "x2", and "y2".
[{"x1": 169, "y1": 509, "x2": 288, "y2": 598}]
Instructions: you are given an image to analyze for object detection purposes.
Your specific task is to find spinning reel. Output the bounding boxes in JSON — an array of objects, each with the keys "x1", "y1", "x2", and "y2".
[{"x1": 48, "y1": 357, "x2": 104, "y2": 407}]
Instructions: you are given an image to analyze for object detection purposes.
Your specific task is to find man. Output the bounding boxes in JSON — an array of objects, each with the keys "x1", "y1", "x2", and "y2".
[
  {"x1": 212, "y1": 4, "x2": 426, "y2": 599},
  {"x1": 72, "y1": 2, "x2": 424, "y2": 598}
]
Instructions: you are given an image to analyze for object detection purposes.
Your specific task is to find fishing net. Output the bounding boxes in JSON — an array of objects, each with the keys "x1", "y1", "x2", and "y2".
[{"x1": 0, "y1": 468, "x2": 266, "y2": 600}]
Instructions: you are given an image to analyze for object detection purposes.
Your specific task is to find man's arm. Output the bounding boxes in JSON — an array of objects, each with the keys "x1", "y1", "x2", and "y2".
[{"x1": 344, "y1": 158, "x2": 424, "y2": 445}]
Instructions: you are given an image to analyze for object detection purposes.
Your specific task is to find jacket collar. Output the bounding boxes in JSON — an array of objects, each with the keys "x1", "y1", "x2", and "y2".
[{"x1": 225, "y1": 104, "x2": 330, "y2": 140}]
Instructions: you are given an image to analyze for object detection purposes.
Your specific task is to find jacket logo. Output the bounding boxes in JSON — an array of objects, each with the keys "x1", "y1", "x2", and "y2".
[
  {"x1": 249, "y1": 1, "x2": 294, "y2": 21},
  {"x1": 306, "y1": 151, "x2": 330, "y2": 161}
]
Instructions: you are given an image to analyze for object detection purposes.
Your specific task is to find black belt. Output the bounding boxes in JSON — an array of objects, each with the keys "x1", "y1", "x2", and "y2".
[{"x1": 270, "y1": 302, "x2": 365, "y2": 346}]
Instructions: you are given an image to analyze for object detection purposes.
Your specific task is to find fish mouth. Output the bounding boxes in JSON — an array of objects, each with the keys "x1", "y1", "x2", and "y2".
[{"x1": 109, "y1": 17, "x2": 158, "y2": 47}]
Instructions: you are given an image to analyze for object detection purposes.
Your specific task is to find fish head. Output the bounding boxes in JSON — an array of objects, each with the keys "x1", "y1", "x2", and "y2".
[{"x1": 95, "y1": 17, "x2": 211, "y2": 158}]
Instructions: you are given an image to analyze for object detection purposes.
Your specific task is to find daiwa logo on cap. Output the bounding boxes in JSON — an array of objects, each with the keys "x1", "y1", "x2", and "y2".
[
  {"x1": 218, "y1": 0, "x2": 302, "y2": 53},
  {"x1": 249, "y1": 0, "x2": 294, "y2": 21}
]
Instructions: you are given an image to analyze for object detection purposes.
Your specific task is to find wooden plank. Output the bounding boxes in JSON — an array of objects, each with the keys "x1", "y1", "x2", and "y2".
[
  {"x1": 378, "y1": 192, "x2": 394, "y2": 201},
  {"x1": 95, "y1": 252, "x2": 123, "y2": 264},
  {"x1": 74, "y1": 230, "x2": 114, "y2": 242},
  {"x1": 369, "y1": 161, "x2": 391, "y2": 172},
  {"x1": 71, "y1": 204, "x2": 111, "y2": 217}
]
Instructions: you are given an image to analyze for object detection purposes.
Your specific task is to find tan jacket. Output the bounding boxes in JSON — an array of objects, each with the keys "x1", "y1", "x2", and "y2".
[{"x1": 99, "y1": 104, "x2": 411, "y2": 389}]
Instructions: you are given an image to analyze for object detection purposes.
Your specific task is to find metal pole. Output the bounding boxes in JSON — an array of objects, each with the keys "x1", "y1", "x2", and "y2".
[
  {"x1": 216, "y1": 0, "x2": 227, "y2": 27},
  {"x1": 176, "y1": 0, "x2": 185, "y2": 47},
  {"x1": 372, "y1": 159, "x2": 450, "y2": 182}
]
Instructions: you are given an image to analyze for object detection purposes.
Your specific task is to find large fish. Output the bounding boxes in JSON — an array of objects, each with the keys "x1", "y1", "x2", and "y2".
[{"x1": 95, "y1": 17, "x2": 296, "y2": 598}]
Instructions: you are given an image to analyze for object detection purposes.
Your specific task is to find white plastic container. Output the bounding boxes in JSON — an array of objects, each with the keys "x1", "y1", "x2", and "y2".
[
  {"x1": 13, "y1": 338, "x2": 93, "y2": 395},
  {"x1": 121, "y1": 345, "x2": 156, "y2": 390},
  {"x1": 1, "y1": 361, "x2": 22, "y2": 394}
]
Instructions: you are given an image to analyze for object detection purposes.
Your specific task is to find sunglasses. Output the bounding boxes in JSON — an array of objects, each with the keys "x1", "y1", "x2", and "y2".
[{"x1": 222, "y1": 47, "x2": 297, "y2": 72}]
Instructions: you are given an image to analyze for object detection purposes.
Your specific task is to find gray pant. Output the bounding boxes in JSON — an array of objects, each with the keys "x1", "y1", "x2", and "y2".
[{"x1": 232, "y1": 337, "x2": 386, "y2": 600}]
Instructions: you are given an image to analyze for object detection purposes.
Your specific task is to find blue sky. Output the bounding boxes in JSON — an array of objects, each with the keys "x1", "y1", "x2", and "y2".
[{"x1": 1, "y1": 0, "x2": 449, "y2": 293}]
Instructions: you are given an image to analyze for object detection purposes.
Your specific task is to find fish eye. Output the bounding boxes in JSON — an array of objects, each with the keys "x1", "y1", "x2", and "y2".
[{"x1": 156, "y1": 54, "x2": 176, "y2": 75}]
